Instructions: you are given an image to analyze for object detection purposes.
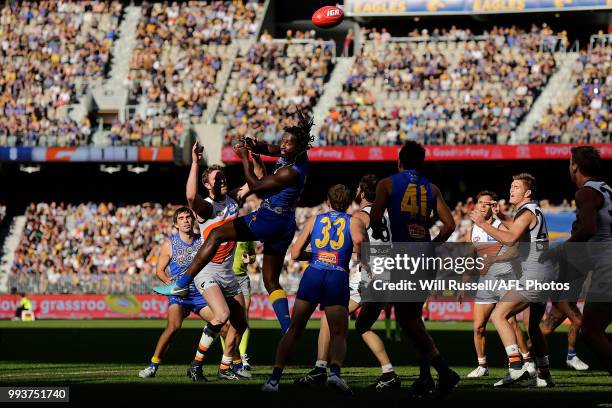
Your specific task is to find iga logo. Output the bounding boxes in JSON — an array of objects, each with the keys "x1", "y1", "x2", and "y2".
[{"x1": 327, "y1": 8, "x2": 340, "y2": 16}]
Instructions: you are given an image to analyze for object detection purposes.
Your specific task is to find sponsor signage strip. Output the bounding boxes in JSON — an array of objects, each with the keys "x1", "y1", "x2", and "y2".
[
  {"x1": 0, "y1": 294, "x2": 538, "y2": 321},
  {"x1": 222, "y1": 144, "x2": 612, "y2": 163},
  {"x1": 0, "y1": 147, "x2": 173, "y2": 162},
  {"x1": 344, "y1": 0, "x2": 611, "y2": 16}
]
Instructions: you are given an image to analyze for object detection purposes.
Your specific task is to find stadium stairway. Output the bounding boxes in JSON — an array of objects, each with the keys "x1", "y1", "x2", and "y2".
[
  {"x1": 310, "y1": 57, "x2": 355, "y2": 141},
  {"x1": 0, "y1": 215, "x2": 25, "y2": 293},
  {"x1": 205, "y1": 44, "x2": 240, "y2": 124},
  {"x1": 91, "y1": 4, "x2": 142, "y2": 145},
  {"x1": 510, "y1": 52, "x2": 579, "y2": 144}
]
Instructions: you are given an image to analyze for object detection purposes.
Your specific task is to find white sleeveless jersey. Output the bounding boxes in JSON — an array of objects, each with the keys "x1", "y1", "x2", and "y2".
[
  {"x1": 197, "y1": 195, "x2": 239, "y2": 277},
  {"x1": 361, "y1": 205, "x2": 392, "y2": 243},
  {"x1": 514, "y1": 201, "x2": 550, "y2": 269},
  {"x1": 584, "y1": 180, "x2": 612, "y2": 242},
  {"x1": 471, "y1": 219, "x2": 502, "y2": 245},
  {"x1": 471, "y1": 219, "x2": 511, "y2": 276},
  {"x1": 515, "y1": 202, "x2": 549, "y2": 243},
  {"x1": 355, "y1": 205, "x2": 392, "y2": 285}
]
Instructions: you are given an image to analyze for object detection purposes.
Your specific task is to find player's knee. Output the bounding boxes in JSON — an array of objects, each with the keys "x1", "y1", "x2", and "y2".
[
  {"x1": 166, "y1": 320, "x2": 182, "y2": 333},
  {"x1": 263, "y1": 276, "x2": 280, "y2": 293},
  {"x1": 213, "y1": 309, "x2": 230, "y2": 325},
  {"x1": 474, "y1": 322, "x2": 486, "y2": 336}
]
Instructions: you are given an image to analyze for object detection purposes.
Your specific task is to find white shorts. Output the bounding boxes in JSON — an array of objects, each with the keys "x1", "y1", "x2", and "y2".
[
  {"x1": 475, "y1": 272, "x2": 513, "y2": 304},
  {"x1": 236, "y1": 274, "x2": 251, "y2": 298},
  {"x1": 517, "y1": 260, "x2": 557, "y2": 303},
  {"x1": 194, "y1": 268, "x2": 241, "y2": 298}
]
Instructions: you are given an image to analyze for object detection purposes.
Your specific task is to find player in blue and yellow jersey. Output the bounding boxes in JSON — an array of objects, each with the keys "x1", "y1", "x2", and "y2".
[
  {"x1": 139, "y1": 207, "x2": 216, "y2": 378},
  {"x1": 154, "y1": 109, "x2": 313, "y2": 335},
  {"x1": 369, "y1": 141, "x2": 460, "y2": 398},
  {"x1": 262, "y1": 184, "x2": 366, "y2": 395}
]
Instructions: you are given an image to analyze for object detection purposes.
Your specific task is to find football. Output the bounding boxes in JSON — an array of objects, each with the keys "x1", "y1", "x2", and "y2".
[{"x1": 311, "y1": 6, "x2": 344, "y2": 28}]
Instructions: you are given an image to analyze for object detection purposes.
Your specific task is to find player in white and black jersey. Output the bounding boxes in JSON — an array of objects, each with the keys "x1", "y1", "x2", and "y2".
[
  {"x1": 565, "y1": 146, "x2": 612, "y2": 374},
  {"x1": 470, "y1": 173, "x2": 555, "y2": 388},
  {"x1": 294, "y1": 174, "x2": 401, "y2": 390},
  {"x1": 461, "y1": 191, "x2": 532, "y2": 379}
]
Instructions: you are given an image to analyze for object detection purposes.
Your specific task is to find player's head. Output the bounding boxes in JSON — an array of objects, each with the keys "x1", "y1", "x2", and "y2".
[
  {"x1": 398, "y1": 141, "x2": 426, "y2": 171},
  {"x1": 282, "y1": 108, "x2": 314, "y2": 159},
  {"x1": 327, "y1": 184, "x2": 352, "y2": 212},
  {"x1": 510, "y1": 173, "x2": 536, "y2": 205},
  {"x1": 476, "y1": 190, "x2": 498, "y2": 220},
  {"x1": 570, "y1": 146, "x2": 601, "y2": 184},
  {"x1": 202, "y1": 165, "x2": 227, "y2": 197},
  {"x1": 173, "y1": 207, "x2": 195, "y2": 233},
  {"x1": 20, "y1": 292, "x2": 26, "y2": 298},
  {"x1": 355, "y1": 174, "x2": 378, "y2": 205}
]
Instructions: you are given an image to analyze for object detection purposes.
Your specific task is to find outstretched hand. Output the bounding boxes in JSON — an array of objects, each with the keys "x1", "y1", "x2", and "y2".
[{"x1": 192, "y1": 141, "x2": 203, "y2": 163}]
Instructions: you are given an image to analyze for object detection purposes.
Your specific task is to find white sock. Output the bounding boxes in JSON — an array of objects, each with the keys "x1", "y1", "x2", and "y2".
[
  {"x1": 220, "y1": 355, "x2": 232, "y2": 369},
  {"x1": 505, "y1": 344, "x2": 519, "y2": 356},
  {"x1": 478, "y1": 356, "x2": 487, "y2": 366},
  {"x1": 381, "y1": 363, "x2": 394, "y2": 374},
  {"x1": 522, "y1": 352, "x2": 530, "y2": 360},
  {"x1": 315, "y1": 360, "x2": 328, "y2": 369}
]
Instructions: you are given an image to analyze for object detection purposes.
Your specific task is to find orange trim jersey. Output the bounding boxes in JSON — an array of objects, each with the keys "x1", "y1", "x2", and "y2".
[{"x1": 197, "y1": 196, "x2": 239, "y2": 277}]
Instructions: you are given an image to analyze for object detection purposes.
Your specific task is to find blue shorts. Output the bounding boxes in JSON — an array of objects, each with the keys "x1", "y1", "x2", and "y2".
[
  {"x1": 296, "y1": 265, "x2": 350, "y2": 309},
  {"x1": 237, "y1": 207, "x2": 296, "y2": 256},
  {"x1": 168, "y1": 292, "x2": 208, "y2": 317}
]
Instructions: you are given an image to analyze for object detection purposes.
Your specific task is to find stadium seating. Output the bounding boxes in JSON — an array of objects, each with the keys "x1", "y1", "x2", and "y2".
[
  {"x1": 318, "y1": 25, "x2": 559, "y2": 146},
  {"x1": 218, "y1": 34, "x2": 335, "y2": 146},
  {"x1": 123, "y1": 0, "x2": 264, "y2": 146},
  {"x1": 0, "y1": 1, "x2": 122, "y2": 147},
  {"x1": 528, "y1": 43, "x2": 611, "y2": 144}
]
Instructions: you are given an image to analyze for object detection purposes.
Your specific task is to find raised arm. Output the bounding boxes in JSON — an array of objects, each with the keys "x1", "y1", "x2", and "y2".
[
  {"x1": 471, "y1": 209, "x2": 533, "y2": 247},
  {"x1": 431, "y1": 184, "x2": 455, "y2": 243},
  {"x1": 290, "y1": 217, "x2": 316, "y2": 261},
  {"x1": 242, "y1": 137, "x2": 282, "y2": 157},
  {"x1": 186, "y1": 142, "x2": 212, "y2": 219},
  {"x1": 155, "y1": 239, "x2": 172, "y2": 284},
  {"x1": 236, "y1": 146, "x2": 298, "y2": 196}
]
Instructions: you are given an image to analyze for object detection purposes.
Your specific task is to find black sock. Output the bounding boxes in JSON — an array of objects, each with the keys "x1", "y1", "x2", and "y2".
[{"x1": 419, "y1": 357, "x2": 432, "y2": 379}]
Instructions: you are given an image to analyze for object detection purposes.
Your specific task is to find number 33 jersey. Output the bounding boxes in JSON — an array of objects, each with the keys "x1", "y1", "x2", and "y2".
[{"x1": 310, "y1": 211, "x2": 353, "y2": 272}]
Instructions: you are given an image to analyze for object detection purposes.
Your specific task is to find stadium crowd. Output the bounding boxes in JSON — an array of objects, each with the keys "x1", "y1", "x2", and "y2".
[
  {"x1": 125, "y1": 0, "x2": 263, "y2": 140},
  {"x1": 7, "y1": 196, "x2": 575, "y2": 295},
  {"x1": 318, "y1": 24, "x2": 558, "y2": 146},
  {"x1": 221, "y1": 33, "x2": 335, "y2": 145},
  {"x1": 0, "y1": 0, "x2": 122, "y2": 147},
  {"x1": 529, "y1": 44, "x2": 611, "y2": 144}
]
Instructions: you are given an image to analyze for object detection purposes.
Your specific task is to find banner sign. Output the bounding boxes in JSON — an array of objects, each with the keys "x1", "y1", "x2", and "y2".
[
  {"x1": 344, "y1": 0, "x2": 611, "y2": 16},
  {"x1": 0, "y1": 294, "x2": 516, "y2": 320},
  {"x1": 0, "y1": 147, "x2": 174, "y2": 163},
  {"x1": 222, "y1": 143, "x2": 612, "y2": 163}
]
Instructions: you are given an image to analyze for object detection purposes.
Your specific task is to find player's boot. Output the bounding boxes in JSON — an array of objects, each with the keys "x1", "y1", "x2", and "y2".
[
  {"x1": 138, "y1": 366, "x2": 157, "y2": 378},
  {"x1": 153, "y1": 282, "x2": 188, "y2": 297},
  {"x1": 232, "y1": 363, "x2": 252, "y2": 379},
  {"x1": 261, "y1": 380, "x2": 279, "y2": 392},
  {"x1": 186, "y1": 363, "x2": 207, "y2": 382},
  {"x1": 241, "y1": 354, "x2": 252, "y2": 372},
  {"x1": 436, "y1": 369, "x2": 461, "y2": 399},
  {"x1": 369, "y1": 371, "x2": 401, "y2": 390},
  {"x1": 294, "y1": 367, "x2": 327, "y2": 386},
  {"x1": 406, "y1": 376, "x2": 436, "y2": 398},
  {"x1": 218, "y1": 368, "x2": 240, "y2": 380},
  {"x1": 493, "y1": 367, "x2": 529, "y2": 387},
  {"x1": 523, "y1": 361, "x2": 537, "y2": 378},
  {"x1": 326, "y1": 374, "x2": 354, "y2": 396},
  {"x1": 566, "y1": 356, "x2": 589, "y2": 371},
  {"x1": 466, "y1": 366, "x2": 489, "y2": 378}
]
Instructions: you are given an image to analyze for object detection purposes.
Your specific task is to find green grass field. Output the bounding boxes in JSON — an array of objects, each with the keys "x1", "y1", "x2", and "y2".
[{"x1": 0, "y1": 320, "x2": 610, "y2": 407}]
